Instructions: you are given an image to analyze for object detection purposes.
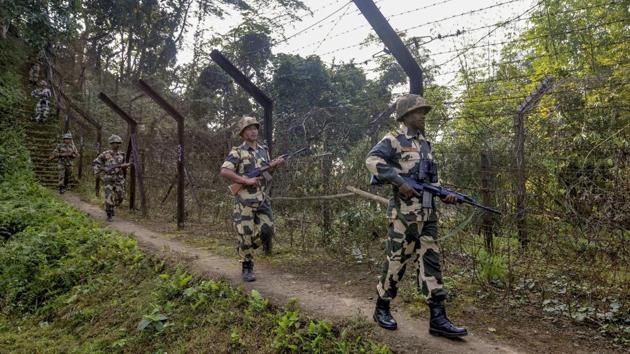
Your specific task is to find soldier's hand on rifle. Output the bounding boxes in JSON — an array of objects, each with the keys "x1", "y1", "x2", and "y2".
[
  {"x1": 269, "y1": 156, "x2": 286, "y2": 169},
  {"x1": 398, "y1": 183, "x2": 417, "y2": 199},
  {"x1": 441, "y1": 193, "x2": 458, "y2": 204},
  {"x1": 243, "y1": 177, "x2": 258, "y2": 186}
]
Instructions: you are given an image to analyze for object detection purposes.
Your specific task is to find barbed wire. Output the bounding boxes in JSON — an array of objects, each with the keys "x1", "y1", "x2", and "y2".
[
  {"x1": 310, "y1": 1, "x2": 354, "y2": 54},
  {"x1": 426, "y1": 18, "x2": 627, "y2": 60},
  {"x1": 316, "y1": 0, "x2": 540, "y2": 58},
  {"x1": 251, "y1": 0, "x2": 355, "y2": 53},
  {"x1": 290, "y1": 0, "x2": 623, "y2": 62},
  {"x1": 291, "y1": 0, "x2": 459, "y2": 52},
  {"x1": 429, "y1": 39, "x2": 629, "y2": 78}
]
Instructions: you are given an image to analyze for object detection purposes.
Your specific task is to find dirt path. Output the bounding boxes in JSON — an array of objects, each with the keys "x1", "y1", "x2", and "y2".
[{"x1": 62, "y1": 192, "x2": 519, "y2": 353}]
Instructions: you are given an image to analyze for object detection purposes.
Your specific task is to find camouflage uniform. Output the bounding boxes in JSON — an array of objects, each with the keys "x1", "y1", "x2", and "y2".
[
  {"x1": 366, "y1": 97, "x2": 448, "y2": 303},
  {"x1": 93, "y1": 137, "x2": 126, "y2": 216},
  {"x1": 221, "y1": 140, "x2": 274, "y2": 261},
  {"x1": 50, "y1": 133, "x2": 79, "y2": 190},
  {"x1": 31, "y1": 81, "x2": 51, "y2": 122},
  {"x1": 28, "y1": 63, "x2": 40, "y2": 86}
]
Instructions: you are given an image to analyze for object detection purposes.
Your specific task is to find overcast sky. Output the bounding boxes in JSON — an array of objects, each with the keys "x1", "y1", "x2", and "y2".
[{"x1": 178, "y1": 0, "x2": 538, "y2": 85}]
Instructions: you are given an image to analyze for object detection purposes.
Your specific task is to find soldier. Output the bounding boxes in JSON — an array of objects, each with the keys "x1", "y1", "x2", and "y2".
[
  {"x1": 28, "y1": 62, "x2": 40, "y2": 86},
  {"x1": 366, "y1": 94, "x2": 467, "y2": 338},
  {"x1": 219, "y1": 116, "x2": 286, "y2": 282},
  {"x1": 93, "y1": 134, "x2": 130, "y2": 222},
  {"x1": 31, "y1": 80, "x2": 51, "y2": 123},
  {"x1": 49, "y1": 132, "x2": 79, "y2": 194}
]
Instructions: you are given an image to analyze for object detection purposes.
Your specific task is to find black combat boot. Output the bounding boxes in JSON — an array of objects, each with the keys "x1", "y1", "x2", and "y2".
[
  {"x1": 373, "y1": 297, "x2": 397, "y2": 330},
  {"x1": 262, "y1": 237, "x2": 272, "y2": 256},
  {"x1": 242, "y1": 259, "x2": 256, "y2": 282},
  {"x1": 58, "y1": 186, "x2": 65, "y2": 194},
  {"x1": 260, "y1": 228, "x2": 273, "y2": 256},
  {"x1": 106, "y1": 207, "x2": 113, "y2": 222},
  {"x1": 428, "y1": 301, "x2": 468, "y2": 338}
]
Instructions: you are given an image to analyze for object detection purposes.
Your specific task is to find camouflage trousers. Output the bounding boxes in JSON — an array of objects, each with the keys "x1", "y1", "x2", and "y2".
[
  {"x1": 57, "y1": 163, "x2": 72, "y2": 188},
  {"x1": 232, "y1": 199, "x2": 273, "y2": 260},
  {"x1": 103, "y1": 176, "x2": 125, "y2": 213},
  {"x1": 34, "y1": 100, "x2": 49, "y2": 122},
  {"x1": 377, "y1": 211, "x2": 447, "y2": 302}
]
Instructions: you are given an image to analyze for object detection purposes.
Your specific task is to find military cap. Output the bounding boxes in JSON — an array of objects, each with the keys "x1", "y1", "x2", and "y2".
[
  {"x1": 39, "y1": 80, "x2": 48, "y2": 87},
  {"x1": 63, "y1": 132, "x2": 72, "y2": 139},
  {"x1": 395, "y1": 94, "x2": 432, "y2": 121},
  {"x1": 237, "y1": 116, "x2": 260, "y2": 136},
  {"x1": 108, "y1": 134, "x2": 123, "y2": 144}
]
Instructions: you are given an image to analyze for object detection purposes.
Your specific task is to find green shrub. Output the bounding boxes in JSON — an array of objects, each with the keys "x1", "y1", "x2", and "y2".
[{"x1": 476, "y1": 249, "x2": 508, "y2": 285}]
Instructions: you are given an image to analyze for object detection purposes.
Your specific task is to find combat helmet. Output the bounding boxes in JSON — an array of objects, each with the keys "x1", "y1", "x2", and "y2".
[
  {"x1": 63, "y1": 132, "x2": 73, "y2": 140},
  {"x1": 108, "y1": 134, "x2": 123, "y2": 144},
  {"x1": 39, "y1": 80, "x2": 48, "y2": 87},
  {"x1": 395, "y1": 94, "x2": 432, "y2": 121},
  {"x1": 237, "y1": 116, "x2": 260, "y2": 136}
]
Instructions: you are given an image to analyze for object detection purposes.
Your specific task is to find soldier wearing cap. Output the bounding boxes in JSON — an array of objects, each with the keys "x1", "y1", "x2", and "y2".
[
  {"x1": 31, "y1": 80, "x2": 51, "y2": 123},
  {"x1": 49, "y1": 132, "x2": 79, "y2": 194},
  {"x1": 219, "y1": 116, "x2": 286, "y2": 282},
  {"x1": 365, "y1": 94, "x2": 467, "y2": 338},
  {"x1": 93, "y1": 134, "x2": 130, "y2": 222}
]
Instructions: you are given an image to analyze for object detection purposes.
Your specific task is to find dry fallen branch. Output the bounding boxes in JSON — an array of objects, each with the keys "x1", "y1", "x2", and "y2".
[{"x1": 345, "y1": 186, "x2": 389, "y2": 205}]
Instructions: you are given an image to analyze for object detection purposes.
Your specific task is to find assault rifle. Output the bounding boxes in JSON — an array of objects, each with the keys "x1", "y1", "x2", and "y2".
[
  {"x1": 49, "y1": 143, "x2": 79, "y2": 161},
  {"x1": 97, "y1": 162, "x2": 132, "y2": 174},
  {"x1": 229, "y1": 147, "x2": 308, "y2": 195},
  {"x1": 371, "y1": 175, "x2": 502, "y2": 215},
  {"x1": 48, "y1": 152, "x2": 75, "y2": 161}
]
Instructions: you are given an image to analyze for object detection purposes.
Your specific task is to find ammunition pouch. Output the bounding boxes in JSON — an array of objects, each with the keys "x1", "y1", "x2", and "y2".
[
  {"x1": 417, "y1": 159, "x2": 438, "y2": 183},
  {"x1": 415, "y1": 159, "x2": 439, "y2": 209}
]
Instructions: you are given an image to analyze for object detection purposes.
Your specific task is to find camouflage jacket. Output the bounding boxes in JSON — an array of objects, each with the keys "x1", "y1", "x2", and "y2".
[
  {"x1": 365, "y1": 125, "x2": 439, "y2": 222},
  {"x1": 221, "y1": 142, "x2": 271, "y2": 206},
  {"x1": 31, "y1": 88, "x2": 51, "y2": 101},
  {"x1": 51, "y1": 143, "x2": 79, "y2": 166},
  {"x1": 93, "y1": 149, "x2": 126, "y2": 179}
]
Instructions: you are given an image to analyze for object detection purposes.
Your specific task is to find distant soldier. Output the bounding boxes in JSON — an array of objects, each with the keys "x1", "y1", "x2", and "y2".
[
  {"x1": 366, "y1": 94, "x2": 467, "y2": 337},
  {"x1": 93, "y1": 134, "x2": 130, "y2": 222},
  {"x1": 31, "y1": 80, "x2": 51, "y2": 123},
  {"x1": 219, "y1": 116, "x2": 286, "y2": 282},
  {"x1": 28, "y1": 62, "x2": 40, "y2": 86},
  {"x1": 49, "y1": 132, "x2": 79, "y2": 194}
]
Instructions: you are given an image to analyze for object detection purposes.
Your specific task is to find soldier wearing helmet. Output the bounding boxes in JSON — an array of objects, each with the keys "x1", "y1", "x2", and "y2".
[
  {"x1": 93, "y1": 134, "x2": 130, "y2": 221},
  {"x1": 365, "y1": 94, "x2": 467, "y2": 338},
  {"x1": 219, "y1": 116, "x2": 286, "y2": 282},
  {"x1": 31, "y1": 79, "x2": 51, "y2": 123},
  {"x1": 49, "y1": 132, "x2": 79, "y2": 194}
]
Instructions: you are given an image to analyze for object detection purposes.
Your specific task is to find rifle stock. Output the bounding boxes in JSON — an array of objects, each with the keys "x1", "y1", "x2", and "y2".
[
  {"x1": 229, "y1": 183, "x2": 242, "y2": 195},
  {"x1": 98, "y1": 162, "x2": 132, "y2": 174}
]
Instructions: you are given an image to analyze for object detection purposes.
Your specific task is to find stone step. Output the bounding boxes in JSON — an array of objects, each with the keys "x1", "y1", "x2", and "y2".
[
  {"x1": 32, "y1": 168, "x2": 56, "y2": 172},
  {"x1": 34, "y1": 173, "x2": 58, "y2": 179},
  {"x1": 24, "y1": 127, "x2": 60, "y2": 135},
  {"x1": 26, "y1": 139, "x2": 56, "y2": 145},
  {"x1": 35, "y1": 169, "x2": 59, "y2": 174},
  {"x1": 33, "y1": 174, "x2": 58, "y2": 180},
  {"x1": 26, "y1": 136, "x2": 58, "y2": 143}
]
